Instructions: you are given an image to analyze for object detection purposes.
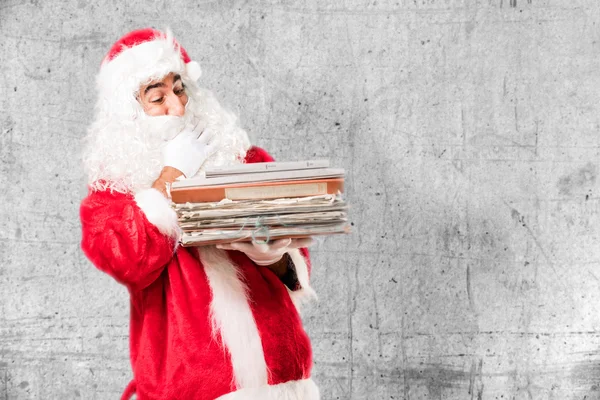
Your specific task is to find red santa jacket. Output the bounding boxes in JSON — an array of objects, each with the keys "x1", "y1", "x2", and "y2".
[{"x1": 80, "y1": 147, "x2": 319, "y2": 400}]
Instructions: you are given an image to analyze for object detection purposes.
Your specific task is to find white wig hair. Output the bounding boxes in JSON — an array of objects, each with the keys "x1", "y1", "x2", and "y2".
[{"x1": 82, "y1": 29, "x2": 251, "y2": 194}]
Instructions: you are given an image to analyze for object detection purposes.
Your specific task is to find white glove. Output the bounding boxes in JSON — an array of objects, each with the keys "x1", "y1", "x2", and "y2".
[
  {"x1": 216, "y1": 237, "x2": 314, "y2": 266},
  {"x1": 162, "y1": 120, "x2": 218, "y2": 178}
]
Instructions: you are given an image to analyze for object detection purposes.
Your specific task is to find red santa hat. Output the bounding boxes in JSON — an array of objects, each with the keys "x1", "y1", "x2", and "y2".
[{"x1": 95, "y1": 28, "x2": 202, "y2": 117}]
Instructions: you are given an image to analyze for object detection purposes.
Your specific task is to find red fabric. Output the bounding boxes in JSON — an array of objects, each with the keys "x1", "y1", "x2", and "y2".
[
  {"x1": 102, "y1": 28, "x2": 192, "y2": 65},
  {"x1": 121, "y1": 381, "x2": 136, "y2": 400},
  {"x1": 229, "y1": 251, "x2": 313, "y2": 384},
  {"x1": 80, "y1": 146, "x2": 313, "y2": 400},
  {"x1": 243, "y1": 146, "x2": 274, "y2": 164}
]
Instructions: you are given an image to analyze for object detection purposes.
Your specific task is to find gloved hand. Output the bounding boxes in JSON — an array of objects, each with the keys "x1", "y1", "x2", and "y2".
[
  {"x1": 216, "y1": 237, "x2": 314, "y2": 266},
  {"x1": 162, "y1": 119, "x2": 218, "y2": 178}
]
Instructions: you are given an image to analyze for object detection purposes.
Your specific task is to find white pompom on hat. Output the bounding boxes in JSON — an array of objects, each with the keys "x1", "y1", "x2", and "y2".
[{"x1": 95, "y1": 28, "x2": 202, "y2": 118}]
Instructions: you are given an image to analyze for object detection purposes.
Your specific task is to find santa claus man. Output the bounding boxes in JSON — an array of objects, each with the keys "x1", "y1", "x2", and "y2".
[{"x1": 80, "y1": 28, "x2": 319, "y2": 400}]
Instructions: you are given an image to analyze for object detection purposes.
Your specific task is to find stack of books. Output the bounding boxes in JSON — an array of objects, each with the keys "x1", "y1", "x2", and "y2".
[{"x1": 170, "y1": 160, "x2": 350, "y2": 246}]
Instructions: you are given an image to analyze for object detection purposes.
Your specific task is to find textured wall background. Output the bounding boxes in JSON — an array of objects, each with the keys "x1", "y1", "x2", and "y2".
[{"x1": 1, "y1": 0, "x2": 600, "y2": 398}]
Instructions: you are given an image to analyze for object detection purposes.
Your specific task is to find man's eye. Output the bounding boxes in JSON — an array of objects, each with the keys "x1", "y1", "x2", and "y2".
[
  {"x1": 174, "y1": 88, "x2": 186, "y2": 96},
  {"x1": 151, "y1": 97, "x2": 164, "y2": 104}
]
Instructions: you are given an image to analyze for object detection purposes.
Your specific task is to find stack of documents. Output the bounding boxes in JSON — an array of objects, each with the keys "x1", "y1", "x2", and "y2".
[{"x1": 170, "y1": 160, "x2": 350, "y2": 246}]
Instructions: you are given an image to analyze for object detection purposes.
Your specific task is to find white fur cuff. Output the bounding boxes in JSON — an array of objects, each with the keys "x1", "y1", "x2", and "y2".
[
  {"x1": 216, "y1": 378, "x2": 320, "y2": 400},
  {"x1": 287, "y1": 249, "x2": 317, "y2": 308},
  {"x1": 134, "y1": 188, "x2": 180, "y2": 239}
]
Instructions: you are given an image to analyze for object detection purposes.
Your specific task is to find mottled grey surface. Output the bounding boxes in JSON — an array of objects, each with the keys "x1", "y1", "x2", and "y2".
[{"x1": 1, "y1": 0, "x2": 600, "y2": 399}]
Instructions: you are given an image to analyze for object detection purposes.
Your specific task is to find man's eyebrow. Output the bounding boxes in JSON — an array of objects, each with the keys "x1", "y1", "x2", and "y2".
[
  {"x1": 143, "y1": 75, "x2": 182, "y2": 95},
  {"x1": 144, "y1": 82, "x2": 166, "y2": 95}
]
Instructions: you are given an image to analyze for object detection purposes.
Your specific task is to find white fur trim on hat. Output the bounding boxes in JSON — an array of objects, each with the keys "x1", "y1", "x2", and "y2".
[
  {"x1": 186, "y1": 61, "x2": 202, "y2": 81},
  {"x1": 287, "y1": 249, "x2": 317, "y2": 309},
  {"x1": 95, "y1": 30, "x2": 194, "y2": 119},
  {"x1": 216, "y1": 378, "x2": 320, "y2": 400},
  {"x1": 134, "y1": 188, "x2": 180, "y2": 239}
]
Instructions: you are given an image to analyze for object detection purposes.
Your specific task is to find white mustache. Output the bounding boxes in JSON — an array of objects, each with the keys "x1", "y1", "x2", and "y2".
[
  {"x1": 138, "y1": 113, "x2": 194, "y2": 142},
  {"x1": 140, "y1": 97, "x2": 198, "y2": 141}
]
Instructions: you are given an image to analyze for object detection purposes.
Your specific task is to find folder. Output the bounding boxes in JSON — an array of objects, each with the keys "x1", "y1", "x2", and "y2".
[{"x1": 170, "y1": 178, "x2": 344, "y2": 203}]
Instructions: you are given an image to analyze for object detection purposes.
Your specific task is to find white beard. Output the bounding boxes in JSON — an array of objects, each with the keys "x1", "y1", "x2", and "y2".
[{"x1": 83, "y1": 83, "x2": 251, "y2": 194}]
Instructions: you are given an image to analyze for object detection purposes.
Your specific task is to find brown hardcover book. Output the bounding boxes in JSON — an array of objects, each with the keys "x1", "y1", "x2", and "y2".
[{"x1": 170, "y1": 178, "x2": 344, "y2": 204}]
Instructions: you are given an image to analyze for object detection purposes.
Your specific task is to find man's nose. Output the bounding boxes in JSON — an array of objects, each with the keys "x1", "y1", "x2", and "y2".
[{"x1": 166, "y1": 92, "x2": 186, "y2": 116}]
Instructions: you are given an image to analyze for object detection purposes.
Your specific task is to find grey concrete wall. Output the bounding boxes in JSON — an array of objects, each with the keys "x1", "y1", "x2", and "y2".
[{"x1": 1, "y1": 0, "x2": 600, "y2": 398}]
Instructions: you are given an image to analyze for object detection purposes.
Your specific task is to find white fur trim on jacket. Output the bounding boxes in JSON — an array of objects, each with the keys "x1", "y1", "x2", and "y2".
[
  {"x1": 198, "y1": 247, "x2": 269, "y2": 390},
  {"x1": 216, "y1": 378, "x2": 320, "y2": 400},
  {"x1": 287, "y1": 249, "x2": 317, "y2": 309},
  {"x1": 134, "y1": 188, "x2": 180, "y2": 239}
]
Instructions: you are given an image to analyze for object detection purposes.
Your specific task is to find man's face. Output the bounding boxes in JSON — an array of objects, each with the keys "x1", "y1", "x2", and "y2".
[{"x1": 138, "y1": 72, "x2": 188, "y2": 116}]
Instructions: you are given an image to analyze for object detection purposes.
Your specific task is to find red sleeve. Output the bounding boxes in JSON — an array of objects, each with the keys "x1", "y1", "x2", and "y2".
[
  {"x1": 80, "y1": 188, "x2": 177, "y2": 291},
  {"x1": 244, "y1": 146, "x2": 275, "y2": 164}
]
